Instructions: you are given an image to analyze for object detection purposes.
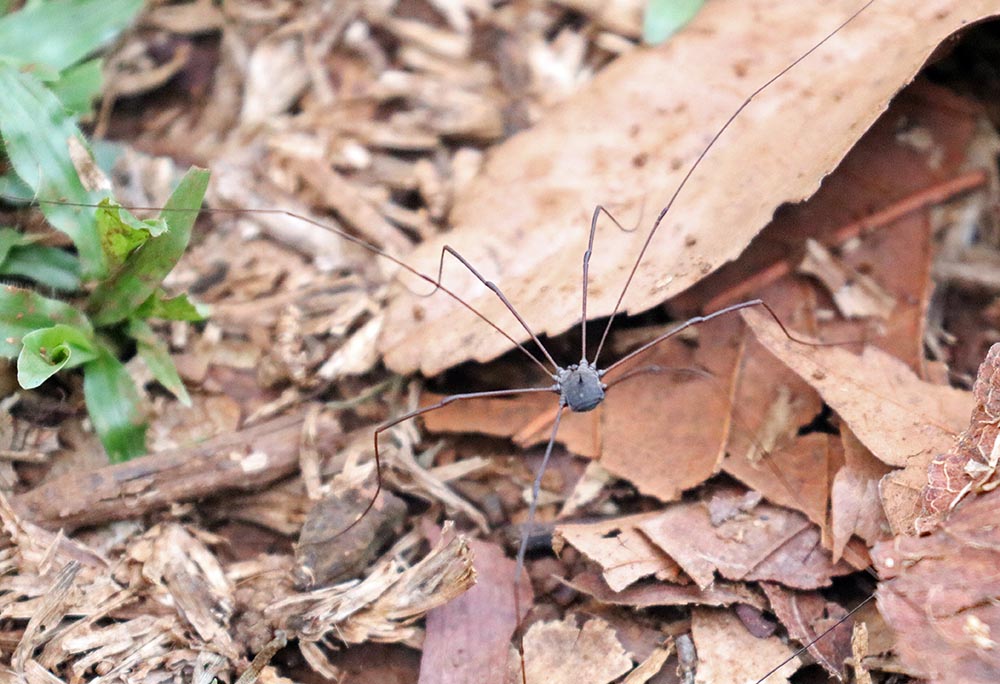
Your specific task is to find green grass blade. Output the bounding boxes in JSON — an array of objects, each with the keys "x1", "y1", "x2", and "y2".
[
  {"x1": 127, "y1": 319, "x2": 190, "y2": 406},
  {"x1": 49, "y1": 58, "x2": 103, "y2": 117},
  {"x1": 0, "y1": 63, "x2": 104, "y2": 276},
  {"x1": 88, "y1": 167, "x2": 209, "y2": 326},
  {"x1": 83, "y1": 347, "x2": 147, "y2": 462},
  {"x1": 0, "y1": 0, "x2": 144, "y2": 72},
  {"x1": 643, "y1": 0, "x2": 705, "y2": 45},
  {"x1": 135, "y1": 291, "x2": 208, "y2": 322},
  {"x1": 0, "y1": 243, "x2": 81, "y2": 291}
]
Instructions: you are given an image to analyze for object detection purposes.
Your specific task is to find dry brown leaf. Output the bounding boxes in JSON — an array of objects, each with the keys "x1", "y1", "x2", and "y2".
[
  {"x1": 381, "y1": 0, "x2": 1000, "y2": 375},
  {"x1": 742, "y1": 307, "x2": 973, "y2": 466},
  {"x1": 873, "y1": 485, "x2": 1000, "y2": 683},
  {"x1": 428, "y1": 314, "x2": 743, "y2": 503},
  {"x1": 798, "y1": 239, "x2": 896, "y2": 320},
  {"x1": 675, "y1": 79, "x2": 977, "y2": 373},
  {"x1": 830, "y1": 428, "x2": 892, "y2": 562},
  {"x1": 743, "y1": 307, "x2": 975, "y2": 532},
  {"x1": 421, "y1": 390, "x2": 601, "y2": 459},
  {"x1": 724, "y1": 432, "x2": 833, "y2": 532},
  {"x1": 622, "y1": 645, "x2": 671, "y2": 684},
  {"x1": 556, "y1": 512, "x2": 682, "y2": 591},
  {"x1": 418, "y1": 536, "x2": 532, "y2": 684},
  {"x1": 691, "y1": 608, "x2": 802, "y2": 684},
  {"x1": 520, "y1": 617, "x2": 632, "y2": 684},
  {"x1": 564, "y1": 571, "x2": 765, "y2": 610},
  {"x1": 761, "y1": 583, "x2": 853, "y2": 680},
  {"x1": 595, "y1": 318, "x2": 741, "y2": 501},
  {"x1": 640, "y1": 486, "x2": 853, "y2": 590}
]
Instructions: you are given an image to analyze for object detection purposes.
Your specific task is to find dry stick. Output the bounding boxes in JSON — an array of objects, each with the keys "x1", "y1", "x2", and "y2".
[
  {"x1": 590, "y1": 0, "x2": 879, "y2": 368},
  {"x1": 12, "y1": 412, "x2": 308, "y2": 531},
  {"x1": 348, "y1": 386, "x2": 559, "y2": 540},
  {"x1": 704, "y1": 169, "x2": 988, "y2": 312}
]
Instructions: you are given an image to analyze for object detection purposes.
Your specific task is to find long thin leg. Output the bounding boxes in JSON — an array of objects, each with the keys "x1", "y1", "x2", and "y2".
[
  {"x1": 591, "y1": 0, "x2": 876, "y2": 368},
  {"x1": 337, "y1": 385, "x2": 559, "y2": 540},
  {"x1": 581, "y1": 205, "x2": 641, "y2": 361},
  {"x1": 36, "y1": 199, "x2": 555, "y2": 378},
  {"x1": 428, "y1": 245, "x2": 561, "y2": 373},
  {"x1": 754, "y1": 594, "x2": 876, "y2": 684},
  {"x1": 515, "y1": 400, "x2": 566, "y2": 684},
  {"x1": 602, "y1": 299, "x2": 846, "y2": 376}
]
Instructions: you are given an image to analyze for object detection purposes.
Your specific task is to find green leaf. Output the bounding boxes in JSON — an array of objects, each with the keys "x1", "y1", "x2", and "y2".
[
  {"x1": 0, "y1": 227, "x2": 27, "y2": 263},
  {"x1": 49, "y1": 58, "x2": 103, "y2": 117},
  {"x1": 127, "y1": 319, "x2": 190, "y2": 406},
  {"x1": 16, "y1": 323, "x2": 97, "y2": 388},
  {"x1": 0, "y1": 285, "x2": 91, "y2": 358},
  {"x1": 1, "y1": 242, "x2": 81, "y2": 291},
  {"x1": 135, "y1": 291, "x2": 208, "y2": 322},
  {"x1": 643, "y1": 0, "x2": 705, "y2": 45},
  {"x1": 88, "y1": 167, "x2": 209, "y2": 326},
  {"x1": 0, "y1": 63, "x2": 104, "y2": 276},
  {"x1": 96, "y1": 198, "x2": 167, "y2": 269},
  {"x1": 83, "y1": 348, "x2": 147, "y2": 462},
  {"x1": 0, "y1": 227, "x2": 81, "y2": 290},
  {"x1": 0, "y1": 0, "x2": 144, "y2": 73}
]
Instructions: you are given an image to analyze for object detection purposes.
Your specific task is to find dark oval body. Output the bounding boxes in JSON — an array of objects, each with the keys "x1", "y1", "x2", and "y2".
[{"x1": 558, "y1": 362, "x2": 605, "y2": 412}]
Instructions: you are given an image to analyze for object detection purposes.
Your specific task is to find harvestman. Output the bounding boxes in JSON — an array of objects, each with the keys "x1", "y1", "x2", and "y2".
[
  {"x1": 331, "y1": 2, "x2": 881, "y2": 681},
  {"x1": 17, "y1": 1, "x2": 881, "y2": 681}
]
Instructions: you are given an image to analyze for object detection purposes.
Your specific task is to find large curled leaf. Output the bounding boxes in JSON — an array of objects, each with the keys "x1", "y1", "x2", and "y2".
[
  {"x1": 83, "y1": 348, "x2": 147, "y2": 462},
  {"x1": 0, "y1": 63, "x2": 104, "y2": 275},
  {"x1": 17, "y1": 323, "x2": 98, "y2": 389},
  {"x1": 0, "y1": 286, "x2": 91, "y2": 358},
  {"x1": 88, "y1": 167, "x2": 209, "y2": 326}
]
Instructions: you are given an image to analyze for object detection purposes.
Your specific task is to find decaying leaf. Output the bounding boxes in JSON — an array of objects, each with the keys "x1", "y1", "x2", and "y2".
[
  {"x1": 419, "y1": 536, "x2": 532, "y2": 684},
  {"x1": 639, "y1": 485, "x2": 854, "y2": 590},
  {"x1": 691, "y1": 608, "x2": 802, "y2": 684},
  {"x1": 761, "y1": 582, "x2": 853, "y2": 680},
  {"x1": 915, "y1": 342, "x2": 1000, "y2": 533},
  {"x1": 874, "y1": 485, "x2": 1000, "y2": 683},
  {"x1": 743, "y1": 307, "x2": 975, "y2": 533},
  {"x1": 563, "y1": 570, "x2": 765, "y2": 611},
  {"x1": 830, "y1": 427, "x2": 892, "y2": 562},
  {"x1": 556, "y1": 512, "x2": 682, "y2": 591},
  {"x1": 520, "y1": 616, "x2": 632, "y2": 684},
  {"x1": 743, "y1": 308, "x2": 972, "y2": 470}
]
